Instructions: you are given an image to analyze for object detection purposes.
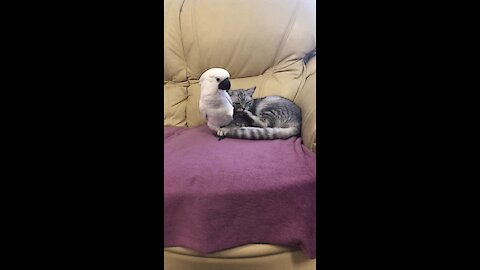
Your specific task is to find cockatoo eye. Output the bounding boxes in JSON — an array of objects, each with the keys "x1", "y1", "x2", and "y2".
[{"x1": 216, "y1": 78, "x2": 220, "y2": 82}]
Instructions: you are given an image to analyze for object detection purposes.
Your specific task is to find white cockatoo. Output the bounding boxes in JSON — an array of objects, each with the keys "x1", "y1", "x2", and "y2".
[{"x1": 199, "y1": 68, "x2": 234, "y2": 133}]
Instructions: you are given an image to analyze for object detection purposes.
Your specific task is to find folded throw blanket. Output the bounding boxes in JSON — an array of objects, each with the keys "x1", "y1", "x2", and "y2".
[{"x1": 164, "y1": 125, "x2": 316, "y2": 259}]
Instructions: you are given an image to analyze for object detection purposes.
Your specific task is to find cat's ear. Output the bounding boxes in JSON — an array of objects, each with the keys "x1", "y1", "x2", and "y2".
[{"x1": 246, "y1": 86, "x2": 256, "y2": 97}]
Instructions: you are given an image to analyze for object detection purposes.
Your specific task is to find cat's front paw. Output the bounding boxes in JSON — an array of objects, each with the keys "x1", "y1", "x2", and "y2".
[
  {"x1": 244, "y1": 110, "x2": 255, "y2": 118},
  {"x1": 217, "y1": 128, "x2": 229, "y2": 137}
]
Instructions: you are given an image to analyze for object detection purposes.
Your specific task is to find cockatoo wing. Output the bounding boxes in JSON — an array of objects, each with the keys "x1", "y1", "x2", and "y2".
[{"x1": 199, "y1": 100, "x2": 208, "y2": 121}]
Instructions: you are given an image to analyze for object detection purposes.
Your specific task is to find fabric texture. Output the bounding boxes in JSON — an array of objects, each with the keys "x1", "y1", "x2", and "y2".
[{"x1": 164, "y1": 125, "x2": 316, "y2": 259}]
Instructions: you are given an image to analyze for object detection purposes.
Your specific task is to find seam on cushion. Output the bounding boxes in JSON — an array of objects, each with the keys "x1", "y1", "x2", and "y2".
[
  {"x1": 164, "y1": 2, "x2": 172, "y2": 81},
  {"x1": 261, "y1": 1, "x2": 301, "y2": 98},
  {"x1": 312, "y1": 131, "x2": 316, "y2": 154},
  {"x1": 164, "y1": 86, "x2": 169, "y2": 118},
  {"x1": 191, "y1": 0, "x2": 203, "y2": 80},
  {"x1": 178, "y1": 0, "x2": 189, "y2": 84},
  {"x1": 164, "y1": 82, "x2": 188, "y2": 126},
  {"x1": 270, "y1": 0, "x2": 301, "y2": 73},
  {"x1": 296, "y1": 69, "x2": 316, "y2": 109},
  {"x1": 171, "y1": 95, "x2": 188, "y2": 108},
  {"x1": 305, "y1": 56, "x2": 316, "y2": 79},
  {"x1": 177, "y1": 0, "x2": 189, "y2": 124},
  {"x1": 293, "y1": 61, "x2": 307, "y2": 102}
]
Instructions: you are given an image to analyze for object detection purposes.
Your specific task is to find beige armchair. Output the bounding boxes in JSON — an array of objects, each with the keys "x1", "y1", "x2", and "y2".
[{"x1": 164, "y1": 0, "x2": 316, "y2": 268}]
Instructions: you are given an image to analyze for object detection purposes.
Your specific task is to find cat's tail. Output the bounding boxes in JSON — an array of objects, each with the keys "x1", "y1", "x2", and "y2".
[{"x1": 224, "y1": 126, "x2": 300, "y2": 140}]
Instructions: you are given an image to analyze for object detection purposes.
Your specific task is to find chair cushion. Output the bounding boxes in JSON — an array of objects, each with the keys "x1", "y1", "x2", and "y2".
[
  {"x1": 165, "y1": 244, "x2": 294, "y2": 258},
  {"x1": 164, "y1": 82, "x2": 189, "y2": 127},
  {"x1": 164, "y1": 125, "x2": 316, "y2": 259}
]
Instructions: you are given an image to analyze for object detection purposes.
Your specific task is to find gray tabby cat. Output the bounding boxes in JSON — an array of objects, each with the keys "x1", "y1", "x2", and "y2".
[{"x1": 217, "y1": 87, "x2": 302, "y2": 139}]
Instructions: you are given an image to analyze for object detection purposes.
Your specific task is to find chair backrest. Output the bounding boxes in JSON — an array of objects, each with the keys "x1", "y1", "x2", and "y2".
[{"x1": 164, "y1": 0, "x2": 316, "y2": 127}]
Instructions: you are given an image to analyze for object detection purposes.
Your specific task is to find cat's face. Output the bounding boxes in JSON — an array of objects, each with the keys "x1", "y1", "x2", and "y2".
[{"x1": 228, "y1": 87, "x2": 256, "y2": 112}]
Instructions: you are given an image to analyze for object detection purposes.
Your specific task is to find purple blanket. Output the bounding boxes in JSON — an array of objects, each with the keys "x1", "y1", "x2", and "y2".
[{"x1": 164, "y1": 125, "x2": 316, "y2": 259}]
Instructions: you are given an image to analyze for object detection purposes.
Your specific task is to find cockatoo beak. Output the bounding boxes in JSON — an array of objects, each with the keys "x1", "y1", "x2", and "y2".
[{"x1": 218, "y1": 78, "x2": 231, "y2": 90}]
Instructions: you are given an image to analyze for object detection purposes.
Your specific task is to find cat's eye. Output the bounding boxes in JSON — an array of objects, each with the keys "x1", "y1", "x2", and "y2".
[{"x1": 216, "y1": 78, "x2": 220, "y2": 82}]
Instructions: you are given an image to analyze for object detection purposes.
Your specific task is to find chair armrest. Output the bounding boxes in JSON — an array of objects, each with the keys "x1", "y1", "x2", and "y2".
[{"x1": 294, "y1": 56, "x2": 316, "y2": 153}]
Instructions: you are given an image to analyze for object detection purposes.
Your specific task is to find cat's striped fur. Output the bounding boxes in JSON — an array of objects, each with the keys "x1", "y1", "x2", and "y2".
[{"x1": 218, "y1": 87, "x2": 302, "y2": 140}]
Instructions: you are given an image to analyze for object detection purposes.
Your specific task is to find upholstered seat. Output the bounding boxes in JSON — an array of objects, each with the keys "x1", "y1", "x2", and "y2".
[
  {"x1": 164, "y1": 245, "x2": 315, "y2": 270},
  {"x1": 164, "y1": 0, "x2": 316, "y2": 269},
  {"x1": 165, "y1": 244, "x2": 294, "y2": 258}
]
